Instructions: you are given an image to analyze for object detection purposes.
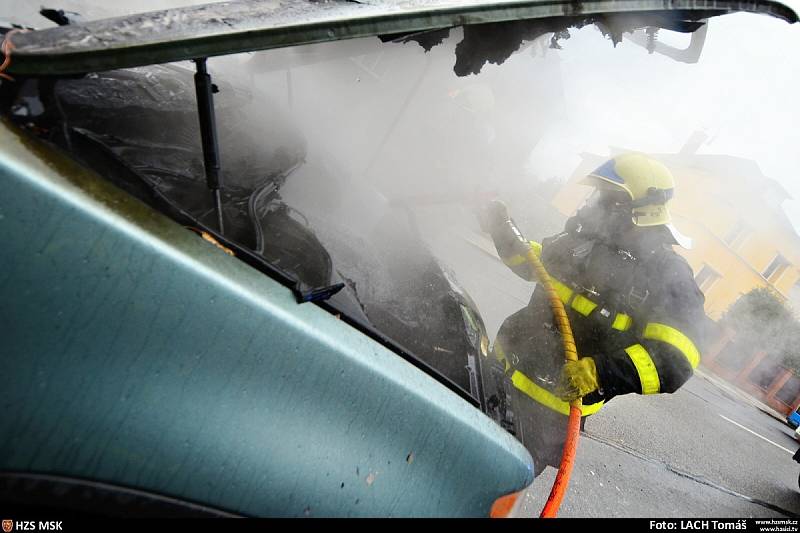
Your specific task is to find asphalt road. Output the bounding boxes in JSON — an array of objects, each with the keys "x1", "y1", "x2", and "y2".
[{"x1": 511, "y1": 372, "x2": 800, "y2": 518}]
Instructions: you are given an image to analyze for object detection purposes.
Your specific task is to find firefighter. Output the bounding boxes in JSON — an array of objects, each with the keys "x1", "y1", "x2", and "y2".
[{"x1": 484, "y1": 153, "x2": 706, "y2": 475}]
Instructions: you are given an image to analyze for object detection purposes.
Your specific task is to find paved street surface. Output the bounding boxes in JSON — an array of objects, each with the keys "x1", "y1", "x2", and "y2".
[{"x1": 512, "y1": 373, "x2": 800, "y2": 517}]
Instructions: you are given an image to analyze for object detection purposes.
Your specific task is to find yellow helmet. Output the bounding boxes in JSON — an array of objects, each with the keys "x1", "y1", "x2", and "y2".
[{"x1": 581, "y1": 153, "x2": 675, "y2": 227}]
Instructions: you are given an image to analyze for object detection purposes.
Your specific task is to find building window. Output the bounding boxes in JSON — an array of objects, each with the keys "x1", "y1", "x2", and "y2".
[
  {"x1": 789, "y1": 282, "x2": 800, "y2": 316},
  {"x1": 695, "y1": 265, "x2": 721, "y2": 292},
  {"x1": 723, "y1": 220, "x2": 748, "y2": 249},
  {"x1": 776, "y1": 375, "x2": 800, "y2": 407},
  {"x1": 762, "y1": 254, "x2": 790, "y2": 284},
  {"x1": 750, "y1": 358, "x2": 783, "y2": 391}
]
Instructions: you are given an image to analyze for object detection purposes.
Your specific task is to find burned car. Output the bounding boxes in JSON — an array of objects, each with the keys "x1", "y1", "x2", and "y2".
[{"x1": 1, "y1": 0, "x2": 798, "y2": 518}]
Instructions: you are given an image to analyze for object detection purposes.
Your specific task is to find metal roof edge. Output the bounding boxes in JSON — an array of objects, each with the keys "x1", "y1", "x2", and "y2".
[{"x1": 4, "y1": 0, "x2": 797, "y2": 76}]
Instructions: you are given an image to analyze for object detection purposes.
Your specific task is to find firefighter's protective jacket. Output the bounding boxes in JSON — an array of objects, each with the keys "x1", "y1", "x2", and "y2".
[{"x1": 489, "y1": 216, "x2": 706, "y2": 415}]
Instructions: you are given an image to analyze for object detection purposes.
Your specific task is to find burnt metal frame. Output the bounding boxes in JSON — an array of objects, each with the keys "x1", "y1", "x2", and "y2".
[{"x1": 193, "y1": 58, "x2": 224, "y2": 234}]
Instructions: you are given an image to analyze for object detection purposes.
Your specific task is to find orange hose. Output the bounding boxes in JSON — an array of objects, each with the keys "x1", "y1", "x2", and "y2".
[
  {"x1": 524, "y1": 248, "x2": 582, "y2": 518},
  {"x1": 0, "y1": 29, "x2": 23, "y2": 82}
]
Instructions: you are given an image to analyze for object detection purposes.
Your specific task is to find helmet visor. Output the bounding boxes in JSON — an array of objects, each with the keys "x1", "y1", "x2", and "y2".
[
  {"x1": 631, "y1": 203, "x2": 671, "y2": 227},
  {"x1": 586, "y1": 188, "x2": 631, "y2": 210}
]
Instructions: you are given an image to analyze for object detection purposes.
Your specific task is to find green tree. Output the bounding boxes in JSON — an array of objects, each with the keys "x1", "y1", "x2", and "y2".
[{"x1": 720, "y1": 288, "x2": 800, "y2": 373}]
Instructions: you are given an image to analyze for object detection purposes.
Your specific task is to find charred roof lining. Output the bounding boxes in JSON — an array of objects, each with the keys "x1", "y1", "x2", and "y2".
[
  {"x1": 397, "y1": 10, "x2": 723, "y2": 75},
  {"x1": 3, "y1": 0, "x2": 797, "y2": 77}
]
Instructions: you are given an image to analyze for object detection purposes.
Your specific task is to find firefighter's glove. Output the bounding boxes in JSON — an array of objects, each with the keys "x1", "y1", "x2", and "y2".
[
  {"x1": 486, "y1": 200, "x2": 510, "y2": 226},
  {"x1": 556, "y1": 357, "x2": 599, "y2": 402},
  {"x1": 479, "y1": 199, "x2": 510, "y2": 232}
]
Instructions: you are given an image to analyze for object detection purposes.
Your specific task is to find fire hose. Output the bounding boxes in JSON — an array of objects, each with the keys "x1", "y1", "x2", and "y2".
[{"x1": 525, "y1": 247, "x2": 581, "y2": 518}]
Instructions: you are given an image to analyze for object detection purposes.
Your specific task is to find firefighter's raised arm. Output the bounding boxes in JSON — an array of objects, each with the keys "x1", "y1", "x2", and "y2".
[{"x1": 482, "y1": 200, "x2": 542, "y2": 282}]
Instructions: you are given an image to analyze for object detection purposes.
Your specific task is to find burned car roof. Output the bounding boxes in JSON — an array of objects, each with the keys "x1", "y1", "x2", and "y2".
[{"x1": 3, "y1": 0, "x2": 797, "y2": 76}]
